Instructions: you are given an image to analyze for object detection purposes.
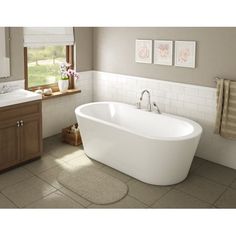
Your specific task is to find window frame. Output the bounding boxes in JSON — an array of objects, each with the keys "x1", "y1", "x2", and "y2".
[{"x1": 24, "y1": 45, "x2": 74, "y2": 91}]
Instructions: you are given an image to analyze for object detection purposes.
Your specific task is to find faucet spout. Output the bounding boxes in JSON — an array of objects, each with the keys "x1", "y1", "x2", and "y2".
[
  {"x1": 0, "y1": 85, "x2": 10, "y2": 94},
  {"x1": 139, "y1": 89, "x2": 150, "y2": 100},
  {"x1": 139, "y1": 90, "x2": 152, "y2": 112}
]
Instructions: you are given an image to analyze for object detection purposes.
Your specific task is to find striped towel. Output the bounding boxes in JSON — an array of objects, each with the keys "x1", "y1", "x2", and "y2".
[{"x1": 214, "y1": 78, "x2": 236, "y2": 139}]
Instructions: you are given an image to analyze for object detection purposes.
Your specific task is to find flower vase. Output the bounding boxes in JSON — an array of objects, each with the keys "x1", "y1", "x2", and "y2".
[{"x1": 58, "y1": 79, "x2": 69, "y2": 93}]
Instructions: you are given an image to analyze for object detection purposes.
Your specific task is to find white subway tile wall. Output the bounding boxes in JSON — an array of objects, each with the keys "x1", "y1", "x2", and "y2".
[
  {"x1": 1, "y1": 71, "x2": 236, "y2": 169},
  {"x1": 42, "y1": 71, "x2": 93, "y2": 138},
  {"x1": 93, "y1": 71, "x2": 236, "y2": 169}
]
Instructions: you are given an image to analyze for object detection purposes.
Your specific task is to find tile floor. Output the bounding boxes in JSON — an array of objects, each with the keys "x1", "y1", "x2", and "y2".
[{"x1": 0, "y1": 134, "x2": 236, "y2": 208}]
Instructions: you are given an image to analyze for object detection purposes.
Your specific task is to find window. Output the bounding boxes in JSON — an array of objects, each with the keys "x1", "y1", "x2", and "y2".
[
  {"x1": 24, "y1": 45, "x2": 74, "y2": 89},
  {"x1": 27, "y1": 45, "x2": 66, "y2": 88},
  {"x1": 23, "y1": 27, "x2": 75, "y2": 90}
]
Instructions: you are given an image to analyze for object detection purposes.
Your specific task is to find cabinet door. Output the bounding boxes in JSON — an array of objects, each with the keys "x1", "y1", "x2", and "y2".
[
  {"x1": 20, "y1": 115, "x2": 42, "y2": 161},
  {"x1": 0, "y1": 120, "x2": 20, "y2": 170}
]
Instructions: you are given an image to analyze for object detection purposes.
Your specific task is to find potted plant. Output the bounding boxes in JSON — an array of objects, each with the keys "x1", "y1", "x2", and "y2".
[
  {"x1": 59, "y1": 63, "x2": 80, "y2": 92},
  {"x1": 58, "y1": 62, "x2": 70, "y2": 93}
]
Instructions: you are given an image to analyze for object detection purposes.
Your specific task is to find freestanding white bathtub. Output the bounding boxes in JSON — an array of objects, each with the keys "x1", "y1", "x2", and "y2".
[{"x1": 75, "y1": 102, "x2": 202, "y2": 185}]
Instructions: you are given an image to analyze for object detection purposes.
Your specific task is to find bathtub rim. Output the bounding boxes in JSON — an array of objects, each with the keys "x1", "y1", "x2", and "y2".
[{"x1": 75, "y1": 101, "x2": 202, "y2": 141}]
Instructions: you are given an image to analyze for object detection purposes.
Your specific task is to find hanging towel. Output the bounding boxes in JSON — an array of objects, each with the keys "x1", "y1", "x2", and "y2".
[{"x1": 214, "y1": 78, "x2": 236, "y2": 139}]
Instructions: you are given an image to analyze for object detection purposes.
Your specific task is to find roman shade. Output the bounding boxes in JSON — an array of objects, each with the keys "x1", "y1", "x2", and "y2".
[{"x1": 24, "y1": 27, "x2": 74, "y2": 47}]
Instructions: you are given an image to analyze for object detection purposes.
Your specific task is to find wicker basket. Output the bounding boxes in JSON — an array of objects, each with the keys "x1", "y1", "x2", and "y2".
[{"x1": 61, "y1": 124, "x2": 82, "y2": 146}]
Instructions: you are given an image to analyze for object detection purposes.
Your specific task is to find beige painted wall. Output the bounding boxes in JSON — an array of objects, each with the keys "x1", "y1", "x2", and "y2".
[
  {"x1": 0, "y1": 27, "x2": 93, "y2": 83},
  {"x1": 93, "y1": 27, "x2": 236, "y2": 87},
  {"x1": 74, "y1": 27, "x2": 93, "y2": 71},
  {"x1": 3, "y1": 27, "x2": 236, "y2": 88}
]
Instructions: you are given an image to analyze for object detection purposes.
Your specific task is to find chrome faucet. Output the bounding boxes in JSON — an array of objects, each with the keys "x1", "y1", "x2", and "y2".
[
  {"x1": 138, "y1": 89, "x2": 152, "y2": 112},
  {"x1": 0, "y1": 85, "x2": 10, "y2": 94},
  {"x1": 153, "y1": 102, "x2": 161, "y2": 114}
]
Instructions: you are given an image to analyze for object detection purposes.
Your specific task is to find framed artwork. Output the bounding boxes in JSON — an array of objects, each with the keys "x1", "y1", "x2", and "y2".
[
  {"x1": 135, "y1": 39, "x2": 152, "y2": 64},
  {"x1": 175, "y1": 41, "x2": 196, "y2": 68},
  {"x1": 154, "y1": 40, "x2": 173, "y2": 66}
]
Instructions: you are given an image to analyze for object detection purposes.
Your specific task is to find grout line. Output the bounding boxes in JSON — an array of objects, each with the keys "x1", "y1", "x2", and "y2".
[
  {"x1": 0, "y1": 169, "x2": 58, "y2": 208},
  {"x1": 149, "y1": 188, "x2": 174, "y2": 208},
  {"x1": 228, "y1": 176, "x2": 236, "y2": 187},
  {"x1": 85, "y1": 202, "x2": 93, "y2": 208},
  {"x1": 125, "y1": 194, "x2": 150, "y2": 208},
  {"x1": 1, "y1": 184, "x2": 57, "y2": 209},
  {"x1": 11, "y1": 164, "x2": 61, "y2": 208},
  {"x1": 125, "y1": 195, "x2": 149, "y2": 208},
  {"x1": 172, "y1": 176, "x2": 222, "y2": 206},
  {"x1": 0, "y1": 172, "x2": 34, "y2": 192},
  {"x1": 22, "y1": 189, "x2": 58, "y2": 208},
  {"x1": 48, "y1": 150, "x2": 85, "y2": 164},
  {"x1": 190, "y1": 159, "x2": 207, "y2": 173},
  {"x1": 32, "y1": 170, "x2": 62, "y2": 190},
  {"x1": 173, "y1": 188, "x2": 214, "y2": 208},
  {"x1": 126, "y1": 179, "x2": 174, "y2": 208},
  {"x1": 0, "y1": 192, "x2": 19, "y2": 208},
  {"x1": 47, "y1": 190, "x2": 86, "y2": 209},
  {"x1": 22, "y1": 164, "x2": 60, "y2": 177},
  {"x1": 212, "y1": 187, "x2": 229, "y2": 207},
  {"x1": 173, "y1": 188, "x2": 214, "y2": 207},
  {"x1": 57, "y1": 188, "x2": 91, "y2": 208},
  {"x1": 192, "y1": 172, "x2": 233, "y2": 188}
]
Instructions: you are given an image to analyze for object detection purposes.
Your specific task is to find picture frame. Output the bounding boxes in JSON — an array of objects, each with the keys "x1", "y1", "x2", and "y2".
[
  {"x1": 175, "y1": 41, "x2": 196, "y2": 68},
  {"x1": 135, "y1": 39, "x2": 152, "y2": 64},
  {"x1": 154, "y1": 40, "x2": 173, "y2": 66}
]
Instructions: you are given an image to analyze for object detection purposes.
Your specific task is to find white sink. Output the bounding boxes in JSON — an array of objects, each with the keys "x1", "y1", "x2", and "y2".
[{"x1": 0, "y1": 89, "x2": 42, "y2": 108}]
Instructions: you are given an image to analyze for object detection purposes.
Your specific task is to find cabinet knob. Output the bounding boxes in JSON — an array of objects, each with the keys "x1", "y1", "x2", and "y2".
[
  {"x1": 16, "y1": 121, "x2": 20, "y2": 127},
  {"x1": 20, "y1": 120, "x2": 24, "y2": 126}
]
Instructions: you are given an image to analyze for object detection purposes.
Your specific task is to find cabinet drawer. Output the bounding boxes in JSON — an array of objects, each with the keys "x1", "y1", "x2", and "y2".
[{"x1": 0, "y1": 101, "x2": 41, "y2": 122}]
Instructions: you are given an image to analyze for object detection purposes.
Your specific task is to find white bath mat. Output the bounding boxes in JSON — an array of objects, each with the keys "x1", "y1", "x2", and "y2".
[{"x1": 57, "y1": 166, "x2": 128, "y2": 205}]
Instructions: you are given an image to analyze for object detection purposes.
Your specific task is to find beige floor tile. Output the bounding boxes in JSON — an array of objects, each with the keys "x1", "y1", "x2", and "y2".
[
  {"x1": 127, "y1": 179, "x2": 172, "y2": 206},
  {"x1": 24, "y1": 154, "x2": 60, "y2": 174},
  {"x1": 0, "y1": 193, "x2": 16, "y2": 208},
  {"x1": 89, "y1": 195, "x2": 147, "y2": 208},
  {"x1": 43, "y1": 134, "x2": 62, "y2": 153},
  {"x1": 0, "y1": 167, "x2": 33, "y2": 190},
  {"x1": 49, "y1": 144, "x2": 85, "y2": 163},
  {"x1": 43, "y1": 134, "x2": 61, "y2": 144},
  {"x1": 175, "y1": 174, "x2": 226, "y2": 204},
  {"x1": 152, "y1": 189, "x2": 211, "y2": 208},
  {"x1": 2, "y1": 176, "x2": 56, "y2": 207},
  {"x1": 194, "y1": 161, "x2": 236, "y2": 185},
  {"x1": 36, "y1": 164, "x2": 72, "y2": 189},
  {"x1": 100, "y1": 166, "x2": 132, "y2": 183},
  {"x1": 26, "y1": 191, "x2": 84, "y2": 208},
  {"x1": 59, "y1": 187, "x2": 91, "y2": 207},
  {"x1": 189, "y1": 157, "x2": 206, "y2": 173},
  {"x1": 66, "y1": 154, "x2": 104, "y2": 170},
  {"x1": 230, "y1": 179, "x2": 236, "y2": 189},
  {"x1": 215, "y1": 188, "x2": 236, "y2": 208}
]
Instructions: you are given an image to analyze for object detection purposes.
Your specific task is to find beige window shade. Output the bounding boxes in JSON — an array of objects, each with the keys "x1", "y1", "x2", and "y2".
[{"x1": 24, "y1": 27, "x2": 74, "y2": 47}]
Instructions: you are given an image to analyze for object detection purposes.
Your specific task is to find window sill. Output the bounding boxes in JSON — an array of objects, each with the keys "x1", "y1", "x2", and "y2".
[{"x1": 42, "y1": 88, "x2": 81, "y2": 100}]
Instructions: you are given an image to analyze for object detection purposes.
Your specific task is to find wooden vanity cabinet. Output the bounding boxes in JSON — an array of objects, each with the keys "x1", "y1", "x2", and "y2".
[{"x1": 0, "y1": 100, "x2": 42, "y2": 171}]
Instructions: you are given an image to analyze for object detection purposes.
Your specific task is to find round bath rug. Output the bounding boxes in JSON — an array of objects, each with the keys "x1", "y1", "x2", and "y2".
[{"x1": 57, "y1": 166, "x2": 128, "y2": 205}]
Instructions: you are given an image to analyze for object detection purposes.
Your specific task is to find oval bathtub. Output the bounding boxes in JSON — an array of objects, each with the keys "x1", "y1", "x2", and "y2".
[{"x1": 75, "y1": 102, "x2": 202, "y2": 185}]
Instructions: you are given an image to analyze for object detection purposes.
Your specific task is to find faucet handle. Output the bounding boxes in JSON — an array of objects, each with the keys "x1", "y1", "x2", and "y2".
[
  {"x1": 1, "y1": 84, "x2": 10, "y2": 93},
  {"x1": 153, "y1": 102, "x2": 161, "y2": 114},
  {"x1": 136, "y1": 101, "x2": 141, "y2": 109}
]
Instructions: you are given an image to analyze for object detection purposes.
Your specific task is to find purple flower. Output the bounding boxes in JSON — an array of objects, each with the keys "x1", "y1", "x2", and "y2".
[
  {"x1": 60, "y1": 63, "x2": 80, "y2": 81},
  {"x1": 67, "y1": 69, "x2": 75, "y2": 76},
  {"x1": 74, "y1": 72, "x2": 80, "y2": 81}
]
